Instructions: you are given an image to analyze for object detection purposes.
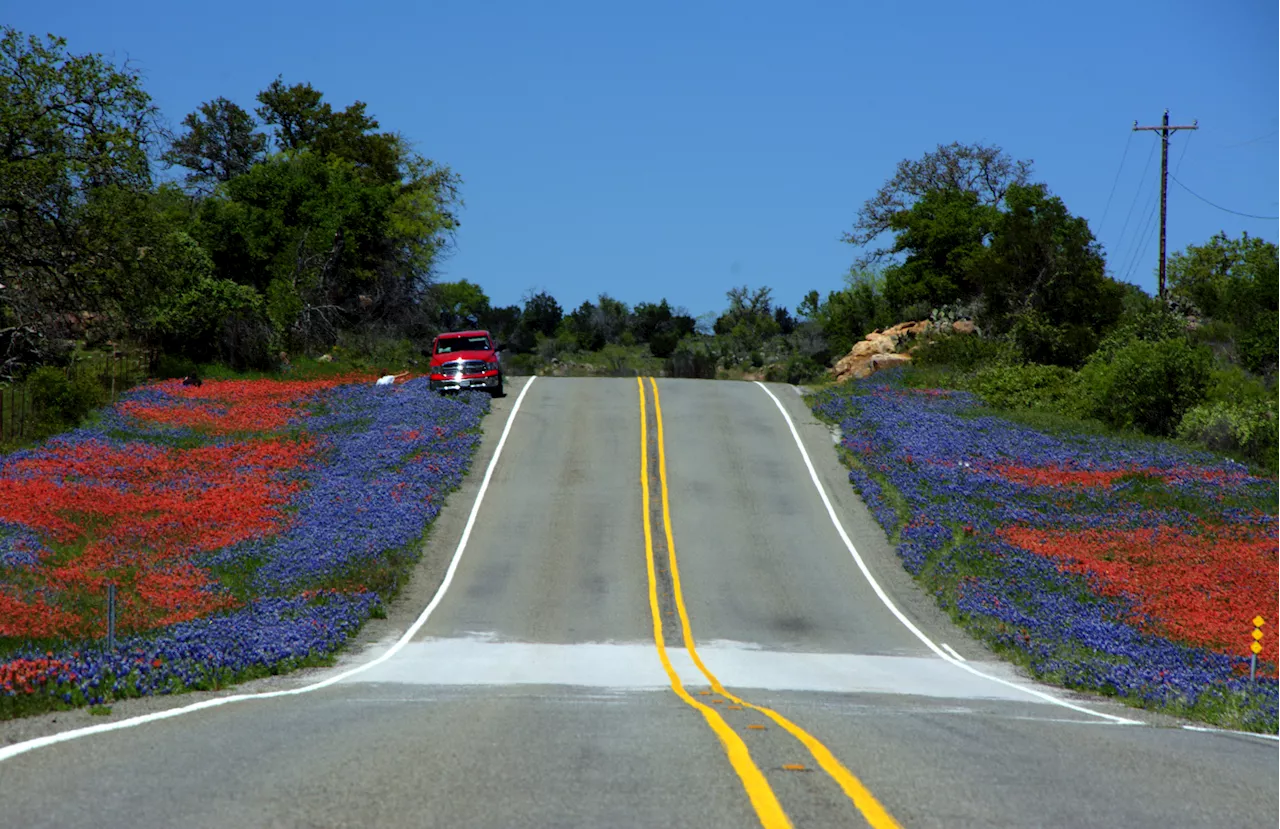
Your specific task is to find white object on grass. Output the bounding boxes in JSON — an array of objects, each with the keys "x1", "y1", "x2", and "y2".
[{"x1": 375, "y1": 375, "x2": 396, "y2": 386}]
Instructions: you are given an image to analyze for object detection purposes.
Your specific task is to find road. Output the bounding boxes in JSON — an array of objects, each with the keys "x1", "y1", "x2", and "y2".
[{"x1": 1, "y1": 377, "x2": 1276, "y2": 828}]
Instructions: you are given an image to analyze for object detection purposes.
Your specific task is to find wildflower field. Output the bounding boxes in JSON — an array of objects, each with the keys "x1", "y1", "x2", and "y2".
[
  {"x1": 812, "y1": 373, "x2": 1279, "y2": 733},
  {"x1": 0, "y1": 375, "x2": 488, "y2": 718}
]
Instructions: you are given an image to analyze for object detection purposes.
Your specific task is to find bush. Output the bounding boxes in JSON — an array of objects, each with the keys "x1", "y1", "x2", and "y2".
[
  {"x1": 1205, "y1": 365, "x2": 1273, "y2": 407},
  {"x1": 666, "y1": 341, "x2": 717, "y2": 379},
  {"x1": 26, "y1": 366, "x2": 104, "y2": 436},
  {"x1": 1177, "y1": 400, "x2": 1278, "y2": 471},
  {"x1": 914, "y1": 333, "x2": 1018, "y2": 372},
  {"x1": 1237, "y1": 311, "x2": 1278, "y2": 377},
  {"x1": 1093, "y1": 302, "x2": 1188, "y2": 360},
  {"x1": 1079, "y1": 337, "x2": 1211, "y2": 436},
  {"x1": 152, "y1": 354, "x2": 199, "y2": 380},
  {"x1": 503, "y1": 352, "x2": 539, "y2": 376},
  {"x1": 967, "y1": 363, "x2": 1085, "y2": 415},
  {"x1": 648, "y1": 329, "x2": 681, "y2": 359},
  {"x1": 1009, "y1": 309, "x2": 1103, "y2": 368},
  {"x1": 764, "y1": 354, "x2": 824, "y2": 385}
]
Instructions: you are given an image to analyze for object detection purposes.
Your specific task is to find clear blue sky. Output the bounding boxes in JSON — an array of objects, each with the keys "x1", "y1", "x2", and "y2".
[{"x1": 11, "y1": 0, "x2": 1279, "y2": 319}]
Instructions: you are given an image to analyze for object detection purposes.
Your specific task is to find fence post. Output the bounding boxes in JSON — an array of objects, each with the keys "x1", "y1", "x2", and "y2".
[{"x1": 107, "y1": 582, "x2": 117, "y2": 650}]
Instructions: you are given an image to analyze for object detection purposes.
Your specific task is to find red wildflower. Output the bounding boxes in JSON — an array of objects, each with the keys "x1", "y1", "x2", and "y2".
[{"x1": 1000, "y1": 524, "x2": 1279, "y2": 653}]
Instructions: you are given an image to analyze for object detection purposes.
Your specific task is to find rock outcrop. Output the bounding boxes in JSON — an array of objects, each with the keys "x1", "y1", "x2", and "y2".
[{"x1": 831, "y1": 319, "x2": 975, "y2": 382}]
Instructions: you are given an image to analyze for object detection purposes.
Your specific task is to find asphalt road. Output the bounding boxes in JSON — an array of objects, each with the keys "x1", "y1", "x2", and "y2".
[{"x1": 1, "y1": 377, "x2": 1276, "y2": 828}]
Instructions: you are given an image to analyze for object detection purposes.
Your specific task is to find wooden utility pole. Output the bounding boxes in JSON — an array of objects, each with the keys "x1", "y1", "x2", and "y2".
[{"x1": 1133, "y1": 110, "x2": 1197, "y2": 299}]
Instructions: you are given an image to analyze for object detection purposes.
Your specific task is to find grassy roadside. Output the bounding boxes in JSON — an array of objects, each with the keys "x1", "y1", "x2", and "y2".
[
  {"x1": 0, "y1": 375, "x2": 489, "y2": 720},
  {"x1": 809, "y1": 369, "x2": 1278, "y2": 733}
]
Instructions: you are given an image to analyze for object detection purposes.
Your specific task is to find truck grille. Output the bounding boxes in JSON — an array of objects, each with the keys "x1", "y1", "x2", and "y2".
[{"x1": 438, "y1": 360, "x2": 490, "y2": 375}]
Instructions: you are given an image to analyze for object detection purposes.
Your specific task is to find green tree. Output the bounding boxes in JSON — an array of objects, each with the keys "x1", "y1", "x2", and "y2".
[
  {"x1": 255, "y1": 78, "x2": 399, "y2": 184},
  {"x1": 162, "y1": 97, "x2": 266, "y2": 188},
  {"x1": 714, "y1": 286, "x2": 779, "y2": 344},
  {"x1": 800, "y1": 270, "x2": 893, "y2": 358},
  {"x1": 520, "y1": 291, "x2": 563, "y2": 339},
  {"x1": 565, "y1": 300, "x2": 605, "y2": 351},
  {"x1": 0, "y1": 27, "x2": 159, "y2": 369},
  {"x1": 881, "y1": 188, "x2": 997, "y2": 315},
  {"x1": 1167, "y1": 232, "x2": 1273, "y2": 317},
  {"x1": 634, "y1": 299, "x2": 695, "y2": 357},
  {"x1": 632, "y1": 299, "x2": 676, "y2": 343},
  {"x1": 560, "y1": 294, "x2": 631, "y2": 350},
  {"x1": 435, "y1": 280, "x2": 491, "y2": 329},
  {"x1": 970, "y1": 183, "x2": 1123, "y2": 366},
  {"x1": 482, "y1": 304, "x2": 522, "y2": 349},
  {"x1": 1168, "y1": 231, "x2": 1278, "y2": 375},
  {"x1": 196, "y1": 151, "x2": 393, "y2": 349},
  {"x1": 843, "y1": 141, "x2": 1032, "y2": 266}
]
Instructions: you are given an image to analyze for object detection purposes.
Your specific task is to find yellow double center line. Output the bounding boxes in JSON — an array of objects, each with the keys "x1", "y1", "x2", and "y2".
[{"x1": 637, "y1": 377, "x2": 901, "y2": 829}]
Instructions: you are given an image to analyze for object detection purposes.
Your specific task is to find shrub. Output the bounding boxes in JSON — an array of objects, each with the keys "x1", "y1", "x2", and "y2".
[
  {"x1": 1205, "y1": 365, "x2": 1273, "y2": 407},
  {"x1": 1079, "y1": 337, "x2": 1211, "y2": 436},
  {"x1": 1010, "y1": 309, "x2": 1103, "y2": 368},
  {"x1": 666, "y1": 341, "x2": 717, "y2": 379},
  {"x1": 26, "y1": 366, "x2": 104, "y2": 435},
  {"x1": 914, "y1": 333, "x2": 1018, "y2": 372},
  {"x1": 1238, "y1": 311, "x2": 1278, "y2": 377},
  {"x1": 153, "y1": 354, "x2": 199, "y2": 380},
  {"x1": 967, "y1": 363, "x2": 1086, "y2": 415},
  {"x1": 1093, "y1": 302, "x2": 1189, "y2": 360},
  {"x1": 764, "y1": 354, "x2": 824, "y2": 385},
  {"x1": 503, "y1": 352, "x2": 538, "y2": 376},
  {"x1": 1177, "y1": 400, "x2": 1278, "y2": 471},
  {"x1": 648, "y1": 329, "x2": 680, "y2": 359}
]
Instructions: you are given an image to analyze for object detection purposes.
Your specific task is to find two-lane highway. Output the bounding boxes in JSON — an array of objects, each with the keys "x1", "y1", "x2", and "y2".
[{"x1": 1, "y1": 377, "x2": 1275, "y2": 828}]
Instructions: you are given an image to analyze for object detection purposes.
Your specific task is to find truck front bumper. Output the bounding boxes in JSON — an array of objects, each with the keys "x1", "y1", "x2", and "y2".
[{"x1": 430, "y1": 374, "x2": 500, "y2": 392}]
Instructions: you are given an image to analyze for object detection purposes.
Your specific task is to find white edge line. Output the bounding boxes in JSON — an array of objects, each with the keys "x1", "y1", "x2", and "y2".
[
  {"x1": 940, "y1": 643, "x2": 966, "y2": 662},
  {"x1": 0, "y1": 377, "x2": 538, "y2": 763},
  {"x1": 1181, "y1": 725, "x2": 1280, "y2": 742},
  {"x1": 752, "y1": 381, "x2": 1143, "y2": 726}
]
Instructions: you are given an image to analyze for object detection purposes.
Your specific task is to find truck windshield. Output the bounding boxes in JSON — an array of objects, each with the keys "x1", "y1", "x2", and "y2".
[{"x1": 435, "y1": 336, "x2": 490, "y2": 354}]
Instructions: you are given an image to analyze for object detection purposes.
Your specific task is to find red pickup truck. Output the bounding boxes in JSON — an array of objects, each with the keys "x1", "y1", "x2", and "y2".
[{"x1": 428, "y1": 329, "x2": 504, "y2": 397}]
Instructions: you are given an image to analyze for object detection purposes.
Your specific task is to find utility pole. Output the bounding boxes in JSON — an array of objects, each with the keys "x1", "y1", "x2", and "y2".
[{"x1": 1133, "y1": 109, "x2": 1197, "y2": 299}]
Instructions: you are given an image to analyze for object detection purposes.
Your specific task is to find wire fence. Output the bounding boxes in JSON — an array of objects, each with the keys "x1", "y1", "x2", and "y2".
[{"x1": 0, "y1": 349, "x2": 150, "y2": 445}]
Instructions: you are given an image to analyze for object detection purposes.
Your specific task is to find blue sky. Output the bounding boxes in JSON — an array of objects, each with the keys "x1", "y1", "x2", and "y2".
[{"x1": 10, "y1": 0, "x2": 1278, "y2": 319}]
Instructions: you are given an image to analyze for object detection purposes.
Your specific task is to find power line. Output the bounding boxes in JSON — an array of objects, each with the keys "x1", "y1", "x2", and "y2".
[
  {"x1": 1168, "y1": 173, "x2": 1279, "y2": 220},
  {"x1": 1173, "y1": 129, "x2": 1192, "y2": 177},
  {"x1": 1119, "y1": 140, "x2": 1172, "y2": 284},
  {"x1": 1123, "y1": 202, "x2": 1161, "y2": 285},
  {"x1": 1112, "y1": 140, "x2": 1157, "y2": 262},
  {"x1": 1220, "y1": 129, "x2": 1278, "y2": 149},
  {"x1": 1098, "y1": 131, "x2": 1133, "y2": 231}
]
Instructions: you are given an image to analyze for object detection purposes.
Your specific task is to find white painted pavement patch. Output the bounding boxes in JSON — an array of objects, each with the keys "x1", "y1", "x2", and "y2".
[{"x1": 342, "y1": 636, "x2": 1048, "y2": 702}]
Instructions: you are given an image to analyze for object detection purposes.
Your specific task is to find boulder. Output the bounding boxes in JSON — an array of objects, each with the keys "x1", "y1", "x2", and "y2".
[
  {"x1": 849, "y1": 333, "x2": 896, "y2": 359},
  {"x1": 952, "y1": 319, "x2": 977, "y2": 335},
  {"x1": 869, "y1": 353, "x2": 913, "y2": 372},
  {"x1": 830, "y1": 320, "x2": 928, "y2": 382},
  {"x1": 884, "y1": 320, "x2": 930, "y2": 339}
]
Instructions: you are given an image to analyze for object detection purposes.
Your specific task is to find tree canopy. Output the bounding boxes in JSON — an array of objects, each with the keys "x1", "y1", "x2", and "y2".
[
  {"x1": 842, "y1": 141, "x2": 1032, "y2": 266},
  {"x1": 162, "y1": 97, "x2": 266, "y2": 187}
]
